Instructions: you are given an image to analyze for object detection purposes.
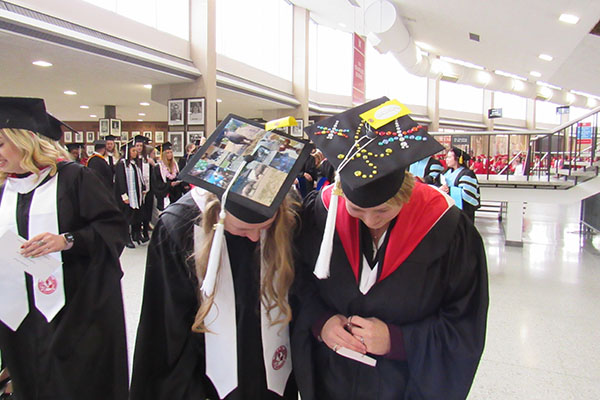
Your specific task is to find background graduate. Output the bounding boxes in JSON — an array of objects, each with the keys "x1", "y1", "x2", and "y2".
[
  {"x1": 130, "y1": 115, "x2": 311, "y2": 400},
  {"x1": 441, "y1": 147, "x2": 481, "y2": 222},
  {"x1": 0, "y1": 97, "x2": 129, "y2": 400},
  {"x1": 114, "y1": 140, "x2": 144, "y2": 248},
  {"x1": 294, "y1": 97, "x2": 489, "y2": 400},
  {"x1": 86, "y1": 139, "x2": 113, "y2": 189},
  {"x1": 151, "y1": 142, "x2": 187, "y2": 211},
  {"x1": 408, "y1": 154, "x2": 444, "y2": 186}
]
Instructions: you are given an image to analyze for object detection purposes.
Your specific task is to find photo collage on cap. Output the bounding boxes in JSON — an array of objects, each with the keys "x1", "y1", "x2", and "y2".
[{"x1": 185, "y1": 115, "x2": 307, "y2": 207}]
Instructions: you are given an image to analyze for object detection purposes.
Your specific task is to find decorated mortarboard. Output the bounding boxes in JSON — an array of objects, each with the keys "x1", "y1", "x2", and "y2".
[
  {"x1": 304, "y1": 97, "x2": 444, "y2": 279},
  {"x1": 134, "y1": 135, "x2": 150, "y2": 144},
  {"x1": 66, "y1": 143, "x2": 84, "y2": 151},
  {"x1": 179, "y1": 113, "x2": 310, "y2": 298},
  {"x1": 0, "y1": 97, "x2": 69, "y2": 140}
]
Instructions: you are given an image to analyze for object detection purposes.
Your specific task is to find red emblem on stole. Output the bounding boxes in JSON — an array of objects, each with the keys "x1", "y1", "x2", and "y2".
[
  {"x1": 272, "y1": 345, "x2": 288, "y2": 370},
  {"x1": 37, "y1": 275, "x2": 58, "y2": 295}
]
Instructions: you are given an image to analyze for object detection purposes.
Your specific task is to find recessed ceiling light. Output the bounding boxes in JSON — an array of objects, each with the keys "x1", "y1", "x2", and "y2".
[
  {"x1": 80, "y1": 105, "x2": 89, "y2": 109},
  {"x1": 90, "y1": 114, "x2": 97, "y2": 118},
  {"x1": 140, "y1": 102, "x2": 150, "y2": 106},
  {"x1": 137, "y1": 119, "x2": 144, "y2": 122},
  {"x1": 64, "y1": 90, "x2": 77, "y2": 95},
  {"x1": 143, "y1": 84, "x2": 152, "y2": 89},
  {"x1": 530, "y1": 71, "x2": 542, "y2": 77},
  {"x1": 32, "y1": 60, "x2": 52, "y2": 67},
  {"x1": 559, "y1": 14, "x2": 579, "y2": 24},
  {"x1": 138, "y1": 113, "x2": 146, "y2": 116},
  {"x1": 217, "y1": 98, "x2": 223, "y2": 103},
  {"x1": 539, "y1": 54, "x2": 553, "y2": 61}
]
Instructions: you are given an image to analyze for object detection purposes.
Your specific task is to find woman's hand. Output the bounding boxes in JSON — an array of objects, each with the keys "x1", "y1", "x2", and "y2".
[
  {"x1": 348, "y1": 316, "x2": 391, "y2": 356},
  {"x1": 440, "y1": 183, "x2": 449, "y2": 193},
  {"x1": 320, "y1": 314, "x2": 367, "y2": 354},
  {"x1": 21, "y1": 232, "x2": 68, "y2": 258},
  {"x1": 171, "y1": 181, "x2": 181, "y2": 187},
  {"x1": 123, "y1": 199, "x2": 130, "y2": 204}
]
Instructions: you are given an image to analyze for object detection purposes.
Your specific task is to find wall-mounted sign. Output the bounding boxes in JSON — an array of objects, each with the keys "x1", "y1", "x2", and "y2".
[
  {"x1": 556, "y1": 105, "x2": 570, "y2": 115},
  {"x1": 451, "y1": 136, "x2": 470, "y2": 146},
  {"x1": 488, "y1": 108, "x2": 503, "y2": 118}
]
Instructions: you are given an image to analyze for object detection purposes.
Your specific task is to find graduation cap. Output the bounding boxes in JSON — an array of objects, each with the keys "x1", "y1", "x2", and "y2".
[
  {"x1": 179, "y1": 113, "x2": 311, "y2": 296},
  {"x1": 66, "y1": 143, "x2": 84, "y2": 152},
  {"x1": 304, "y1": 97, "x2": 444, "y2": 279},
  {"x1": 0, "y1": 97, "x2": 71, "y2": 140},
  {"x1": 158, "y1": 141, "x2": 172, "y2": 151},
  {"x1": 104, "y1": 134, "x2": 118, "y2": 141},
  {"x1": 94, "y1": 139, "x2": 106, "y2": 150},
  {"x1": 449, "y1": 146, "x2": 471, "y2": 166},
  {"x1": 134, "y1": 135, "x2": 150, "y2": 144},
  {"x1": 120, "y1": 139, "x2": 134, "y2": 156}
]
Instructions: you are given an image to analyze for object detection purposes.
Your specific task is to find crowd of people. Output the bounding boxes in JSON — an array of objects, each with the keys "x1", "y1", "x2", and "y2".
[{"x1": 0, "y1": 96, "x2": 489, "y2": 400}]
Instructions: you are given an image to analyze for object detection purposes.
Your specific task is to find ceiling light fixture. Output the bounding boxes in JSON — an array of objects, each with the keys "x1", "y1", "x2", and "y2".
[
  {"x1": 143, "y1": 84, "x2": 152, "y2": 89},
  {"x1": 64, "y1": 90, "x2": 77, "y2": 95},
  {"x1": 477, "y1": 71, "x2": 490, "y2": 86},
  {"x1": 559, "y1": 14, "x2": 579, "y2": 24},
  {"x1": 217, "y1": 98, "x2": 223, "y2": 103},
  {"x1": 137, "y1": 119, "x2": 144, "y2": 122},
  {"x1": 440, "y1": 56, "x2": 484, "y2": 70},
  {"x1": 539, "y1": 54, "x2": 553, "y2": 61},
  {"x1": 587, "y1": 97, "x2": 598, "y2": 108},
  {"x1": 512, "y1": 79, "x2": 525, "y2": 92},
  {"x1": 566, "y1": 93, "x2": 576, "y2": 104},
  {"x1": 494, "y1": 70, "x2": 527, "y2": 81},
  {"x1": 90, "y1": 114, "x2": 97, "y2": 118},
  {"x1": 530, "y1": 71, "x2": 542, "y2": 77},
  {"x1": 536, "y1": 80, "x2": 561, "y2": 90},
  {"x1": 80, "y1": 105, "x2": 89, "y2": 109},
  {"x1": 32, "y1": 60, "x2": 52, "y2": 67},
  {"x1": 140, "y1": 102, "x2": 150, "y2": 106},
  {"x1": 138, "y1": 113, "x2": 146, "y2": 116}
]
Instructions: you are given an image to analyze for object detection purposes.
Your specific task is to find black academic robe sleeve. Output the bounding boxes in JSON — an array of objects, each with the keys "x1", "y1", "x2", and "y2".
[
  {"x1": 151, "y1": 164, "x2": 170, "y2": 210},
  {"x1": 86, "y1": 156, "x2": 113, "y2": 189}
]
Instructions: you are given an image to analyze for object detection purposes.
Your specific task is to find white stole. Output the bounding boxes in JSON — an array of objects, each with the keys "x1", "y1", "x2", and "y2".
[
  {"x1": 191, "y1": 188, "x2": 292, "y2": 399},
  {"x1": 0, "y1": 169, "x2": 65, "y2": 331},
  {"x1": 358, "y1": 232, "x2": 386, "y2": 295}
]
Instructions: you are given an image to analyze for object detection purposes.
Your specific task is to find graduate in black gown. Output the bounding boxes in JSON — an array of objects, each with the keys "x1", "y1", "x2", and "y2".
[
  {"x1": 441, "y1": 147, "x2": 481, "y2": 222},
  {"x1": 151, "y1": 142, "x2": 187, "y2": 211},
  {"x1": 130, "y1": 114, "x2": 311, "y2": 400},
  {"x1": 104, "y1": 134, "x2": 120, "y2": 180},
  {"x1": 86, "y1": 139, "x2": 113, "y2": 189},
  {"x1": 294, "y1": 98, "x2": 489, "y2": 400},
  {"x1": 408, "y1": 155, "x2": 444, "y2": 186},
  {"x1": 0, "y1": 97, "x2": 129, "y2": 400},
  {"x1": 114, "y1": 140, "x2": 144, "y2": 248}
]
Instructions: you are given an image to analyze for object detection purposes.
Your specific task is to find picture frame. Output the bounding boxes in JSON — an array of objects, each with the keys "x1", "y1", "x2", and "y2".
[
  {"x1": 154, "y1": 131, "x2": 164, "y2": 143},
  {"x1": 110, "y1": 119, "x2": 122, "y2": 136},
  {"x1": 75, "y1": 131, "x2": 83, "y2": 143},
  {"x1": 120, "y1": 131, "x2": 129, "y2": 141},
  {"x1": 168, "y1": 131, "x2": 185, "y2": 157},
  {"x1": 187, "y1": 98, "x2": 205, "y2": 125},
  {"x1": 290, "y1": 118, "x2": 304, "y2": 138},
  {"x1": 64, "y1": 131, "x2": 72, "y2": 143},
  {"x1": 187, "y1": 131, "x2": 205, "y2": 146},
  {"x1": 86, "y1": 131, "x2": 95, "y2": 143},
  {"x1": 85, "y1": 144, "x2": 94, "y2": 156},
  {"x1": 132, "y1": 131, "x2": 141, "y2": 138},
  {"x1": 99, "y1": 119, "x2": 110, "y2": 136},
  {"x1": 143, "y1": 131, "x2": 153, "y2": 141},
  {"x1": 168, "y1": 99, "x2": 185, "y2": 125}
]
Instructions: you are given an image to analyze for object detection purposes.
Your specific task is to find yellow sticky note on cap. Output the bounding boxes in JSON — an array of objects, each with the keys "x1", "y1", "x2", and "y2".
[
  {"x1": 265, "y1": 116, "x2": 297, "y2": 131},
  {"x1": 359, "y1": 100, "x2": 411, "y2": 129}
]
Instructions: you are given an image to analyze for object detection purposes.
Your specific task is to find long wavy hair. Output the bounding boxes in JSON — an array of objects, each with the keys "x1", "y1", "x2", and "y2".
[
  {"x1": 0, "y1": 128, "x2": 70, "y2": 183},
  {"x1": 191, "y1": 192, "x2": 299, "y2": 333},
  {"x1": 160, "y1": 149, "x2": 178, "y2": 174}
]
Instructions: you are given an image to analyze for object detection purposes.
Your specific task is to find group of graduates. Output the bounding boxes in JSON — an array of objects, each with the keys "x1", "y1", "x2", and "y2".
[{"x1": 0, "y1": 96, "x2": 489, "y2": 400}]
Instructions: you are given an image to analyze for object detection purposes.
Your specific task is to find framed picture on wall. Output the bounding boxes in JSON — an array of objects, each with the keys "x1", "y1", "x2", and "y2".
[
  {"x1": 168, "y1": 131, "x2": 184, "y2": 157},
  {"x1": 75, "y1": 131, "x2": 83, "y2": 143},
  {"x1": 120, "y1": 131, "x2": 129, "y2": 141},
  {"x1": 99, "y1": 119, "x2": 110, "y2": 136},
  {"x1": 290, "y1": 119, "x2": 304, "y2": 138},
  {"x1": 64, "y1": 131, "x2": 72, "y2": 143},
  {"x1": 132, "y1": 131, "x2": 141, "y2": 138},
  {"x1": 187, "y1": 130, "x2": 204, "y2": 146},
  {"x1": 110, "y1": 119, "x2": 121, "y2": 136},
  {"x1": 155, "y1": 131, "x2": 164, "y2": 143},
  {"x1": 143, "y1": 131, "x2": 153, "y2": 140},
  {"x1": 86, "y1": 144, "x2": 94, "y2": 156},
  {"x1": 168, "y1": 99, "x2": 185, "y2": 125},
  {"x1": 187, "y1": 98, "x2": 205, "y2": 125},
  {"x1": 86, "y1": 131, "x2": 95, "y2": 143}
]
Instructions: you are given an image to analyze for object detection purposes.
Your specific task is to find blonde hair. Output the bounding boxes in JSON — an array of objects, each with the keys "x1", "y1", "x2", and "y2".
[
  {"x1": 0, "y1": 128, "x2": 70, "y2": 183},
  {"x1": 385, "y1": 171, "x2": 415, "y2": 207},
  {"x1": 191, "y1": 193, "x2": 299, "y2": 333},
  {"x1": 160, "y1": 149, "x2": 177, "y2": 173}
]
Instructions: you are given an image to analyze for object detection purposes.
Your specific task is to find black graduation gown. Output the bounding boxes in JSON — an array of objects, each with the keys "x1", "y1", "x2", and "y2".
[
  {"x1": 130, "y1": 193, "x2": 297, "y2": 400},
  {"x1": 292, "y1": 183, "x2": 489, "y2": 400},
  {"x1": 150, "y1": 164, "x2": 184, "y2": 211},
  {"x1": 0, "y1": 161, "x2": 129, "y2": 400},
  {"x1": 114, "y1": 159, "x2": 144, "y2": 224},
  {"x1": 87, "y1": 154, "x2": 113, "y2": 189},
  {"x1": 422, "y1": 157, "x2": 444, "y2": 186}
]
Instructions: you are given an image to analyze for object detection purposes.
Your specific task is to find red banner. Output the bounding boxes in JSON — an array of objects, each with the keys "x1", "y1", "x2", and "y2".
[{"x1": 352, "y1": 33, "x2": 366, "y2": 105}]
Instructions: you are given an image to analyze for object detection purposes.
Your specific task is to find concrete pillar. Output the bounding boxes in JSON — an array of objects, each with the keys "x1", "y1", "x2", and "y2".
[
  {"x1": 504, "y1": 200, "x2": 524, "y2": 246},
  {"x1": 427, "y1": 76, "x2": 439, "y2": 131},
  {"x1": 292, "y1": 6, "x2": 310, "y2": 127},
  {"x1": 526, "y1": 98, "x2": 536, "y2": 130},
  {"x1": 104, "y1": 105, "x2": 116, "y2": 119}
]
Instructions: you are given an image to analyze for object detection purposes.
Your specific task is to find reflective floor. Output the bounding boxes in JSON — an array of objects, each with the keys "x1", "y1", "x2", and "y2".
[{"x1": 120, "y1": 202, "x2": 600, "y2": 399}]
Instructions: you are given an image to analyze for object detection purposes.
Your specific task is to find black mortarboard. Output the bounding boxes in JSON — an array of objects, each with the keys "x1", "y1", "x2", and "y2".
[
  {"x1": 304, "y1": 97, "x2": 444, "y2": 208},
  {"x1": 160, "y1": 141, "x2": 173, "y2": 151},
  {"x1": 134, "y1": 135, "x2": 150, "y2": 144},
  {"x1": 180, "y1": 113, "x2": 311, "y2": 223},
  {"x1": 94, "y1": 140, "x2": 106, "y2": 150},
  {"x1": 104, "y1": 134, "x2": 118, "y2": 141},
  {"x1": 0, "y1": 97, "x2": 69, "y2": 140},
  {"x1": 66, "y1": 143, "x2": 84, "y2": 151},
  {"x1": 450, "y1": 146, "x2": 471, "y2": 165},
  {"x1": 120, "y1": 139, "x2": 134, "y2": 155}
]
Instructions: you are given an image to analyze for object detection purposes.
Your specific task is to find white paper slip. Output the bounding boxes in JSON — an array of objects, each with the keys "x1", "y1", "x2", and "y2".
[
  {"x1": 0, "y1": 230, "x2": 61, "y2": 277},
  {"x1": 336, "y1": 346, "x2": 377, "y2": 367}
]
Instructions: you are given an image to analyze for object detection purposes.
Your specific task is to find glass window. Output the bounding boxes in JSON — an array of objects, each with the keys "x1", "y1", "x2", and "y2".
[
  {"x1": 216, "y1": 0, "x2": 292, "y2": 80},
  {"x1": 536, "y1": 100, "x2": 561, "y2": 125},
  {"x1": 308, "y1": 20, "x2": 353, "y2": 96},
  {"x1": 494, "y1": 91, "x2": 526, "y2": 120},
  {"x1": 439, "y1": 81, "x2": 483, "y2": 113},
  {"x1": 570, "y1": 106, "x2": 591, "y2": 121},
  {"x1": 364, "y1": 41, "x2": 427, "y2": 106}
]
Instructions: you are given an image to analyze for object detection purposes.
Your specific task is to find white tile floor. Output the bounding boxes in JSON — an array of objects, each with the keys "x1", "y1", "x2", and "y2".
[{"x1": 120, "y1": 202, "x2": 600, "y2": 399}]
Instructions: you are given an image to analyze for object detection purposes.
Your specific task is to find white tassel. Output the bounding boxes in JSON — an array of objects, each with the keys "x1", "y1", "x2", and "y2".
[
  {"x1": 313, "y1": 178, "x2": 342, "y2": 279},
  {"x1": 201, "y1": 209, "x2": 226, "y2": 297}
]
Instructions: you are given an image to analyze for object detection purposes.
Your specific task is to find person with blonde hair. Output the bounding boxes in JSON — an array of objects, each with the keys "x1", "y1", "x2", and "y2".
[
  {"x1": 295, "y1": 98, "x2": 488, "y2": 400},
  {"x1": 151, "y1": 142, "x2": 187, "y2": 211},
  {"x1": 131, "y1": 115, "x2": 311, "y2": 399},
  {"x1": 0, "y1": 97, "x2": 129, "y2": 400}
]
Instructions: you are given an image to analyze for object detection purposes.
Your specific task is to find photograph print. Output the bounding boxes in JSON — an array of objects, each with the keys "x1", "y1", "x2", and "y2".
[
  {"x1": 99, "y1": 119, "x2": 110, "y2": 136},
  {"x1": 154, "y1": 131, "x2": 164, "y2": 143},
  {"x1": 168, "y1": 131, "x2": 185, "y2": 157},
  {"x1": 168, "y1": 99, "x2": 185, "y2": 125},
  {"x1": 143, "y1": 131, "x2": 153, "y2": 141},
  {"x1": 187, "y1": 98, "x2": 205, "y2": 125},
  {"x1": 75, "y1": 131, "x2": 83, "y2": 143},
  {"x1": 110, "y1": 119, "x2": 121, "y2": 136},
  {"x1": 187, "y1": 131, "x2": 204, "y2": 146},
  {"x1": 86, "y1": 131, "x2": 95, "y2": 143},
  {"x1": 64, "y1": 131, "x2": 72, "y2": 143},
  {"x1": 290, "y1": 118, "x2": 304, "y2": 138},
  {"x1": 183, "y1": 115, "x2": 308, "y2": 208},
  {"x1": 121, "y1": 131, "x2": 129, "y2": 141}
]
